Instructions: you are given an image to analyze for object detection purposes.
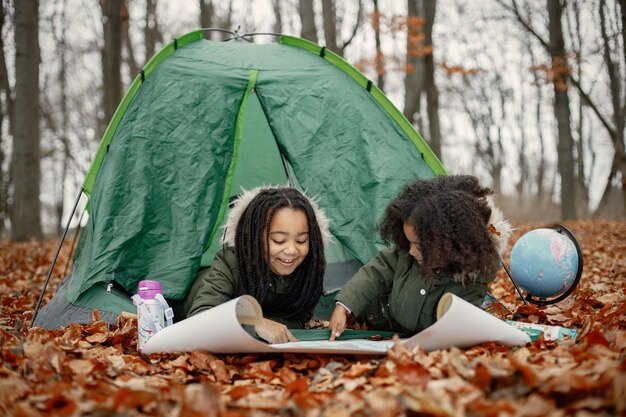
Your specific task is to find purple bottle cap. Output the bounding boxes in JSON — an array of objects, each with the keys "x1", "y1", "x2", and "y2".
[{"x1": 137, "y1": 280, "x2": 162, "y2": 300}]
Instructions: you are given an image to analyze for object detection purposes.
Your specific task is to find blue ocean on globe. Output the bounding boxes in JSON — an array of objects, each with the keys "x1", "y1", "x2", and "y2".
[{"x1": 510, "y1": 228, "x2": 579, "y2": 298}]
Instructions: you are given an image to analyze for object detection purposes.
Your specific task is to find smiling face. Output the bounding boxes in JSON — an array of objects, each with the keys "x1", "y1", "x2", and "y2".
[
  {"x1": 403, "y1": 221, "x2": 423, "y2": 264},
  {"x1": 267, "y1": 207, "x2": 310, "y2": 276}
]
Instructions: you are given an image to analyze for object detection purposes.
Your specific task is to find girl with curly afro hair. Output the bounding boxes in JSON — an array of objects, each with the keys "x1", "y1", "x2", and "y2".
[{"x1": 329, "y1": 175, "x2": 511, "y2": 339}]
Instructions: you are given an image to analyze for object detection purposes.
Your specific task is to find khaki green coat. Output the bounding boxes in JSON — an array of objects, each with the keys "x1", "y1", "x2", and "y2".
[
  {"x1": 336, "y1": 247, "x2": 495, "y2": 334},
  {"x1": 185, "y1": 247, "x2": 312, "y2": 328}
]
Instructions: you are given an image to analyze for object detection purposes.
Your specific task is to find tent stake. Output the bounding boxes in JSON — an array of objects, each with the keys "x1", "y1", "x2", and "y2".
[{"x1": 30, "y1": 190, "x2": 84, "y2": 327}]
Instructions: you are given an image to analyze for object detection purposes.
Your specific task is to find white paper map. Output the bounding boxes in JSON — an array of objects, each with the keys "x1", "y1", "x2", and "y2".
[{"x1": 143, "y1": 293, "x2": 530, "y2": 355}]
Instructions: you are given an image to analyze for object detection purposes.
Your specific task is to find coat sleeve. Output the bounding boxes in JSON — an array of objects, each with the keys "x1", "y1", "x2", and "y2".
[
  {"x1": 335, "y1": 248, "x2": 398, "y2": 318},
  {"x1": 414, "y1": 279, "x2": 489, "y2": 332},
  {"x1": 186, "y1": 248, "x2": 237, "y2": 317}
]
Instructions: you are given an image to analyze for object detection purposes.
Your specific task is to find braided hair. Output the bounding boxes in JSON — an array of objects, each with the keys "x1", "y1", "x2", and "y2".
[
  {"x1": 234, "y1": 188, "x2": 325, "y2": 320},
  {"x1": 377, "y1": 175, "x2": 500, "y2": 282}
]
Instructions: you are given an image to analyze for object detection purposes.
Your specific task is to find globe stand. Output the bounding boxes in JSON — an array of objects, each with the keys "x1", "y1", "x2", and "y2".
[
  {"x1": 500, "y1": 259, "x2": 529, "y2": 305},
  {"x1": 502, "y1": 225, "x2": 584, "y2": 306}
]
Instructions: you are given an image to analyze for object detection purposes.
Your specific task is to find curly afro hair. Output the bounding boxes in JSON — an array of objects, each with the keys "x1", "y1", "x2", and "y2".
[{"x1": 377, "y1": 175, "x2": 500, "y2": 281}]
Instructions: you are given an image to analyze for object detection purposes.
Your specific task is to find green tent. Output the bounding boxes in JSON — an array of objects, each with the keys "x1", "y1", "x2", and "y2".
[{"x1": 34, "y1": 30, "x2": 446, "y2": 327}]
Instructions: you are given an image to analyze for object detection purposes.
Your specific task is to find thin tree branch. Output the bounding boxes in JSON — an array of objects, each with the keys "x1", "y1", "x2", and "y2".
[
  {"x1": 569, "y1": 76, "x2": 616, "y2": 137},
  {"x1": 600, "y1": 0, "x2": 623, "y2": 134},
  {"x1": 496, "y1": 0, "x2": 550, "y2": 51},
  {"x1": 340, "y1": 0, "x2": 362, "y2": 54}
]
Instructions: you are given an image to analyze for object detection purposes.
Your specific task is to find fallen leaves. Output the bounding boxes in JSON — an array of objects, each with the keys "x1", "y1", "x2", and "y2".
[{"x1": 0, "y1": 220, "x2": 625, "y2": 416}]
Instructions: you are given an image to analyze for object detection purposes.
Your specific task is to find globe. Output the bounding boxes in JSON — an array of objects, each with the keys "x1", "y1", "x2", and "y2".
[{"x1": 510, "y1": 228, "x2": 580, "y2": 298}]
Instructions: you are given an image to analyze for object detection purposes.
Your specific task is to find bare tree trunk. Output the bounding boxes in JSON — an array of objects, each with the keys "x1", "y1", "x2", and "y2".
[
  {"x1": 594, "y1": 0, "x2": 626, "y2": 216},
  {"x1": 56, "y1": 0, "x2": 70, "y2": 236},
  {"x1": 272, "y1": 0, "x2": 282, "y2": 33},
  {"x1": 618, "y1": 0, "x2": 626, "y2": 213},
  {"x1": 501, "y1": 0, "x2": 582, "y2": 217},
  {"x1": 403, "y1": 0, "x2": 424, "y2": 126},
  {"x1": 372, "y1": 0, "x2": 385, "y2": 91},
  {"x1": 101, "y1": 0, "x2": 124, "y2": 131},
  {"x1": 0, "y1": 104, "x2": 5, "y2": 236},
  {"x1": 516, "y1": 89, "x2": 528, "y2": 199},
  {"x1": 122, "y1": 1, "x2": 139, "y2": 76},
  {"x1": 595, "y1": 160, "x2": 618, "y2": 214},
  {"x1": 523, "y1": 33, "x2": 545, "y2": 202},
  {"x1": 299, "y1": 0, "x2": 318, "y2": 43},
  {"x1": 493, "y1": 126, "x2": 504, "y2": 195},
  {"x1": 494, "y1": 79, "x2": 507, "y2": 194},
  {"x1": 566, "y1": 0, "x2": 589, "y2": 217},
  {"x1": 338, "y1": 0, "x2": 363, "y2": 56},
  {"x1": 200, "y1": 0, "x2": 213, "y2": 39},
  {"x1": 0, "y1": 1, "x2": 14, "y2": 236},
  {"x1": 145, "y1": 0, "x2": 159, "y2": 59},
  {"x1": 548, "y1": 0, "x2": 577, "y2": 220},
  {"x1": 219, "y1": 1, "x2": 234, "y2": 40},
  {"x1": 536, "y1": 98, "x2": 546, "y2": 201},
  {"x1": 621, "y1": 0, "x2": 626, "y2": 64},
  {"x1": 322, "y1": 0, "x2": 338, "y2": 52},
  {"x1": 510, "y1": 0, "x2": 626, "y2": 219},
  {"x1": 422, "y1": 0, "x2": 441, "y2": 159},
  {"x1": 458, "y1": 76, "x2": 504, "y2": 195},
  {"x1": 126, "y1": 0, "x2": 161, "y2": 67},
  {"x1": 320, "y1": 0, "x2": 363, "y2": 56},
  {"x1": 0, "y1": 2, "x2": 13, "y2": 131},
  {"x1": 424, "y1": 67, "x2": 440, "y2": 158},
  {"x1": 12, "y1": 0, "x2": 42, "y2": 241}
]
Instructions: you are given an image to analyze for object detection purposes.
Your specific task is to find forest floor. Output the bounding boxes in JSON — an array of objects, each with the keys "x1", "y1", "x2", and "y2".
[{"x1": 0, "y1": 220, "x2": 625, "y2": 417}]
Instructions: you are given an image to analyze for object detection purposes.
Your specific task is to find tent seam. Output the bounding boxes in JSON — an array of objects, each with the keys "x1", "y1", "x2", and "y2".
[{"x1": 203, "y1": 68, "x2": 259, "y2": 251}]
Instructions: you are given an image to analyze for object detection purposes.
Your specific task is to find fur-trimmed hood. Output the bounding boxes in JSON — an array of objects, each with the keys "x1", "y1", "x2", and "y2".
[
  {"x1": 221, "y1": 185, "x2": 331, "y2": 247},
  {"x1": 486, "y1": 196, "x2": 513, "y2": 256}
]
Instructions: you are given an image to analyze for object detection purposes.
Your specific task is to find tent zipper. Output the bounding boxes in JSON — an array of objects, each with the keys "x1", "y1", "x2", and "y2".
[{"x1": 105, "y1": 282, "x2": 130, "y2": 298}]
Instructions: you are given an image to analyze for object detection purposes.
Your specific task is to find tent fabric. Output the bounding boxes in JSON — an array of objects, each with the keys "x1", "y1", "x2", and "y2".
[
  {"x1": 69, "y1": 62, "x2": 249, "y2": 303},
  {"x1": 33, "y1": 277, "x2": 128, "y2": 329},
  {"x1": 63, "y1": 32, "x2": 445, "y2": 316}
]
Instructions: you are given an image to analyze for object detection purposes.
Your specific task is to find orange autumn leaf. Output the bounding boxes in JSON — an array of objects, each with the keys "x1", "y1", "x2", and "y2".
[
  {"x1": 285, "y1": 377, "x2": 309, "y2": 395},
  {"x1": 585, "y1": 329, "x2": 609, "y2": 347},
  {"x1": 472, "y1": 363, "x2": 493, "y2": 389}
]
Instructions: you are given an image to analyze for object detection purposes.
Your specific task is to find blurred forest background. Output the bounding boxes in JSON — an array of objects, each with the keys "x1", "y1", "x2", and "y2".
[{"x1": 0, "y1": 0, "x2": 624, "y2": 242}]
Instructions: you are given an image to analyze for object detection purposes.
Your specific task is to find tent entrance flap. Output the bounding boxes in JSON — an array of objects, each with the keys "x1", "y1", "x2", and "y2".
[
  {"x1": 200, "y1": 87, "x2": 363, "y2": 297},
  {"x1": 200, "y1": 88, "x2": 289, "y2": 266}
]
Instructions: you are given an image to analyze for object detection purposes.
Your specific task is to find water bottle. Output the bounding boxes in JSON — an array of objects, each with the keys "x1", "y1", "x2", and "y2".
[{"x1": 132, "y1": 280, "x2": 174, "y2": 352}]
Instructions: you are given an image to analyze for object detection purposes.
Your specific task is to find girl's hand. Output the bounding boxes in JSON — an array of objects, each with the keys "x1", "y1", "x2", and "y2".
[
  {"x1": 254, "y1": 318, "x2": 298, "y2": 344},
  {"x1": 329, "y1": 304, "x2": 349, "y2": 341}
]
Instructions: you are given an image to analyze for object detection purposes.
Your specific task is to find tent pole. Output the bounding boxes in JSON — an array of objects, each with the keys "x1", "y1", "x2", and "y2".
[
  {"x1": 30, "y1": 190, "x2": 84, "y2": 327},
  {"x1": 61, "y1": 206, "x2": 86, "y2": 278}
]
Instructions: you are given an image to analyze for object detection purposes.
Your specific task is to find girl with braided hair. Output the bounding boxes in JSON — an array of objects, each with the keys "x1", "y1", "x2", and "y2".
[
  {"x1": 187, "y1": 186, "x2": 329, "y2": 344},
  {"x1": 329, "y1": 175, "x2": 512, "y2": 340}
]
